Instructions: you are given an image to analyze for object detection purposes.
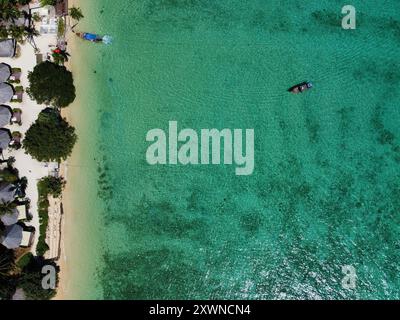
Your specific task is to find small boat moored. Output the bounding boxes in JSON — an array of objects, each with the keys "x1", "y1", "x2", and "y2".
[
  {"x1": 76, "y1": 32, "x2": 103, "y2": 43},
  {"x1": 288, "y1": 81, "x2": 313, "y2": 94},
  {"x1": 75, "y1": 32, "x2": 112, "y2": 44}
]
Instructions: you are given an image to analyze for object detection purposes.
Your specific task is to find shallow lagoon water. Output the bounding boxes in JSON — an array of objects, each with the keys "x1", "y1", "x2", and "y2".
[{"x1": 72, "y1": 0, "x2": 400, "y2": 299}]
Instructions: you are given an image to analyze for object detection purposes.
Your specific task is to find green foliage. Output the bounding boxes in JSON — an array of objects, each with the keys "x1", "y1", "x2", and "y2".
[
  {"x1": 0, "y1": 201, "x2": 17, "y2": 217},
  {"x1": 23, "y1": 108, "x2": 77, "y2": 162},
  {"x1": 57, "y1": 18, "x2": 65, "y2": 38},
  {"x1": 36, "y1": 176, "x2": 65, "y2": 256},
  {"x1": 0, "y1": 26, "x2": 8, "y2": 39},
  {"x1": 69, "y1": 6, "x2": 84, "y2": 21},
  {"x1": 40, "y1": 0, "x2": 58, "y2": 6},
  {"x1": 19, "y1": 272, "x2": 55, "y2": 300},
  {"x1": 7, "y1": 25, "x2": 25, "y2": 42},
  {"x1": 32, "y1": 12, "x2": 41, "y2": 22},
  {"x1": 0, "y1": 246, "x2": 15, "y2": 277},
  {"x1": 0, "y1": 1, "x2": 22, "y2": 22},
  {"x1": 0, "y1": 249, "x2": 59, "y2": 300},
  {"x1": 12, "y1": 131, "x2": 22, "y2": 138},
  {"x1": 0, "y1": 166, "x2": 19, "y2": 183},
  {"x1": 36, "y1": 196, "x2": 49, "y2": 256},
  {"x1": 0, "y1": 1, "x2": 39, "y2": 42},
  {"x1": 16, "y1": 0, "x2": 32, "y2": 5},
  {"x1": 15, "y1": 86, "x2": 23, "y2": 93},
  {"x1": 0, "y1": 227, "x2": 59, "y2": 301},
  {"x1": 19, "y1": 257, "x2": 58, "y2": 300},
  {"x1": 0, "y1": 246, "x2": 16, "y2": 300},
  {"x1": 38, "y1": 176, "x2": 65, "y2": 198},
  {"x1": 0, "y1": 156, "x2": 15, "y2": 168},
  {"x1": 0, "y1": 276, "x2": 17, "y2": 300},
  {"x1": 52, "y1": 48, "x2": 70, "y2": 65},
  {"x1": 27, "y1": 61, "x2": 76, "y2": 108},
  {"x1": 16, "y1": 252, "x2": 33, "y2": 269}
]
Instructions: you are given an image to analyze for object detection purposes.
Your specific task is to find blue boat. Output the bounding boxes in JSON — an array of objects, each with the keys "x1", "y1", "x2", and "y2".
[
  {"x1": 75, "y1": 31, "x2": 111, "y2": 44},
  {"x1": 76, "y1": 32, "x2": 103, "y2": 43}
]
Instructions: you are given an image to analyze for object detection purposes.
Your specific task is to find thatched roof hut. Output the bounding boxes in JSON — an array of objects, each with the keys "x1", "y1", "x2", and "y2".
[
  {"x1": 0, "y1": 63, "x2": 11, "y2": 82},
  {"x1": 0, "y1": 83, "x2": 14, "y2": 104}
]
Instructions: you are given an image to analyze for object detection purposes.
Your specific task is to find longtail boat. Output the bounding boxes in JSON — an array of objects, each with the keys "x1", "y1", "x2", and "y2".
[
  {"x1": 75, "y1": 32, "x2": 112, "y2": 44},
  {"x1": 288, "y1": 81, "x2": 313, "y2": 94}
]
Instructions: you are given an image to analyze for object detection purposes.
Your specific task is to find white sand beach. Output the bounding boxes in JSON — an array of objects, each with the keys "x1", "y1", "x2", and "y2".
[{"x1": 2, "y1": 31, "x2": 61, "y2": 253}]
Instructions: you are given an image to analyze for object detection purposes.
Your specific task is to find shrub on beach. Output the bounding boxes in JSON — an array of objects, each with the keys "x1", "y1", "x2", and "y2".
[
  {"x1": 69, "y1": 6, "x2": 84, "y2": 21},
  {"x1": 36, "y1": 194, "x2": 50, "y2": 257},
  {"x1": 0, "y1": 245, "x2": 58, "y2": 300},
  {"x1": 18, "y1": 256, "x2": 58, "y2": 300},
  {"x1": 0, "y1": 166, "x2": 19, "y2": 183},
  {"x1": 27, "y1": 61, "x2": 76, "y2": 108},
  {"x1": 36, "y1": 176, "x2": 65, "y2": 257},
  {"x1": 23, "y1": 108, "x2": 77, "y2": 162},
  {"x1": 38, "y1": 176, "x2": 66, "y2": 199},
  {"x1": 39, "y1": 0, "x2": 58, "y2": 7}
]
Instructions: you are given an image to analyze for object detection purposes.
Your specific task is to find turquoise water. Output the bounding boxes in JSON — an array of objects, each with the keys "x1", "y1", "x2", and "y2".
[{"x1": 75, "y1": 0, "x2": 400, "y2": 299}]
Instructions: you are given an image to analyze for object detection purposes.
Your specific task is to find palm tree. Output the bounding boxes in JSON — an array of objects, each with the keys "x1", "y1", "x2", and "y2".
[
  {"x1": 40, "y1": 0, "x2": 58, "y2": 6},
  {"x1": 69, "y1": 6, "x2": 84, "y2": 21},
  {"x1": 0, "y1": 248, "x2": 15, "y2": 278},
  {"x1": 52, "y1": 47, "x2": 70, "y2": 65},
  {"x1": 0, "y1": 157, "x2": 15, "y2": 166},
  {"x1": 0, "y1": 3, "x2": 22, "y2": 23},
  {"x1": 25, "y1": 26, "x2": 39, "y2": 37},
  {"x1": 7, "y1": 157, "x2": 16, "y2": 168},
  {"x1": 15, "y1": 177, "x2": 27, "y2": 198},
  {"x1": 0, "y1": 246, "x2": 17, "y2": 300},
  {"x1": 0, "y1": 201, "x2": 17, "y2": 218},
  {"x1": 7, "y1": 25, "x2": 26, "y2": 43},
  {"x1": 0, "y1": 26, "x2": 8, "y2": 39}
]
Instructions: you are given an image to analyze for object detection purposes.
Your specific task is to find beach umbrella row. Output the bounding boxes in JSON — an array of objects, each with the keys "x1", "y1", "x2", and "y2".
[{"x1": 0, "y1": 81, "x2": 13, "y2": 148}]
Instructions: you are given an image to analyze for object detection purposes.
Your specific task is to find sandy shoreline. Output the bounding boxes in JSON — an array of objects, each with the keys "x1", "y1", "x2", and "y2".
[
  {"x1": 56, "y1": 0, "x2": 105, "y2": 300},
  {"x1": 55, "y1": 0, "x2": 80, "y2": 300}
]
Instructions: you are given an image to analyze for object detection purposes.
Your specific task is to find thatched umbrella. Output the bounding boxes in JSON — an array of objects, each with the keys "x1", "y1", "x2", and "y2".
[
  {"x1": 0, "y1": 83, "x2": 14, "y2": 104},
  {"x1": 0, "y1": 105, "x2": 12, "y2": 127},
  {"x1": 0, "y1": 182, "x2": 16, "y2": 203},
  {"x1": 0, "y1": 208, "x2": 19, "y2": 226},
  {"x1": 0, "y1": 63, "x2": 11, "y2": 82},
  {"x1": 0, "y1": 129, "x2": 11, "y2": 150},
  {"x1": 0, "y1": 39, "x2": 16, "y2": 58},
  {"x1": 0, "y1": 224, "x2": 23, "y2": 249}
]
